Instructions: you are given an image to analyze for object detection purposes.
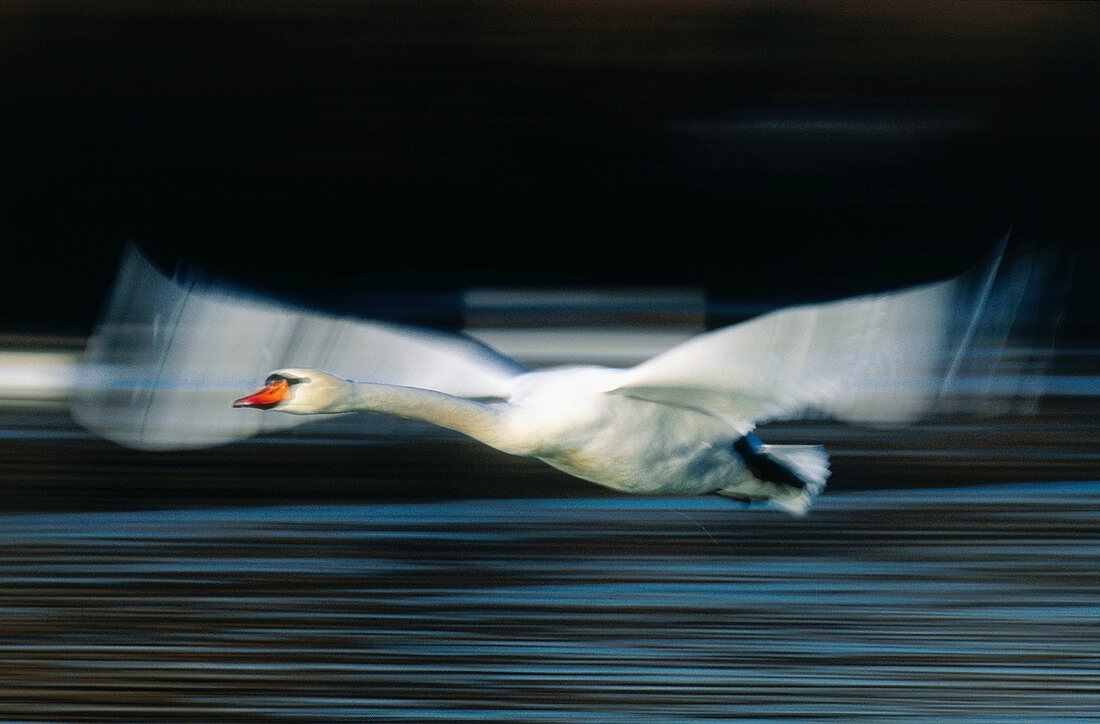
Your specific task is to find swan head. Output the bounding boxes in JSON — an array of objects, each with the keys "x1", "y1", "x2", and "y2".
[{"x1": 233, "y1": 368, "x2": 352, "y2": 414}]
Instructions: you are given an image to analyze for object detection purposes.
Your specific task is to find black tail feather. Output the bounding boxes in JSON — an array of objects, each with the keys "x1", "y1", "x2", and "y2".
[{"x1": 733, "y1": 433, "x2": 808, "y2": 490}]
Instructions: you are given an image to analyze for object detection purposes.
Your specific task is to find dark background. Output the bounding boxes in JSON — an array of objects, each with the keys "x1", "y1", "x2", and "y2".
[{"x1": 2, "y1": 1, "x2": 1097, "y2": 341}]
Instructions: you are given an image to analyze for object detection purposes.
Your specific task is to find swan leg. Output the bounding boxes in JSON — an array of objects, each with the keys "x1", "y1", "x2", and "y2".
[
  {"x1": 732, "y1": 433, "x2": 808, "y2": 490},
  {"x1": 712, "y1": 491, "x2": 768, "y2": 506},
  {"x1": 716, "y1": 434, "x2": 831, "y2": 515}
]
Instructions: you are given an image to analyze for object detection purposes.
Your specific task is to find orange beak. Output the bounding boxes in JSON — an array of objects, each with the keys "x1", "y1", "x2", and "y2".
[{"x1": 233, "y1": 378, "x2": 289, "y2": 409}]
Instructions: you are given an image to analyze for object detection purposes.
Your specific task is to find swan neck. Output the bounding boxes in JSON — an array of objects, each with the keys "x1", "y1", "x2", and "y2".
[{"x1": 347, "y1": 382, "x2": 504, "y2": 447}]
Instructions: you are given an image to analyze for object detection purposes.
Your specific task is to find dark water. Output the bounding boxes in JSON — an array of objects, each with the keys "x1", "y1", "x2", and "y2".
[
  {"x1": 0, "y1": 344, "x2": 1097, "y2": 721},
  {"x1": 1, "y1": 483, "x2": 1098, "y2": 722}
]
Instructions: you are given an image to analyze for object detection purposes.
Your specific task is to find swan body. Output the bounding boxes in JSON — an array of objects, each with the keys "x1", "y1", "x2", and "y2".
[
  {"x1": 233, "y1": 364, "x2": 823, "y2": 512},
  {"x1": 74, "y1": 239, "x2": 1056, "y2": 515}
]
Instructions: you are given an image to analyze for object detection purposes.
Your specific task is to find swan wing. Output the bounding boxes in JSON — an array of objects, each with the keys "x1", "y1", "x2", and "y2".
[
  {"x1": 72, "y1": 245, "x2": 527, "y2": 450},
  {"x1": 605, "y1": 242, "x2": 1054, "y2": 431}
]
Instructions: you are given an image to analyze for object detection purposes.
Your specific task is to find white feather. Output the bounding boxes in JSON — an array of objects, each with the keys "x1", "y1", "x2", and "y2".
[
  {"x1": 72, "y1": 245, "x2": 526, "y2": 450},
  {"x1": 605, "y1": 239, "x2": 1049, "y2": 431},
  {"x1": 72, "y1": 239, "x2": 1057, "y2": 515}
]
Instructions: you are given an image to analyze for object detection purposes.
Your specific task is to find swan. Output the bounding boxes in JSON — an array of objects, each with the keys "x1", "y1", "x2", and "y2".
[
  {"x1": 231, "y1": 365, "x2": 830, "y2": 513},
  {"x1": 73, "y1": 239, "x2": 1057, "y2": 515}
]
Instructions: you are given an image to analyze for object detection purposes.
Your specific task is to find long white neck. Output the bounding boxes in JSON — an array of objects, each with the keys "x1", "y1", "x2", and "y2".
[{"x1": 341, "y1": 381, "x2": 508, "y2": 449}]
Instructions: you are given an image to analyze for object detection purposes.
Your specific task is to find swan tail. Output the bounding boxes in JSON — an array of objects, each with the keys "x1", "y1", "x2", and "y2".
[{"x1": 718, "y1": 435, "x2": 830, "y2": 516}]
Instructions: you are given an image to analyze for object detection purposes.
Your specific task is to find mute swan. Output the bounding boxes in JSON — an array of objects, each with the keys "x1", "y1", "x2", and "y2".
[
  {"x1": 232, "y1": 365, "x2": 831, "y2": 513},
  {"x1": 74, "y1": 239, "x2": 1057, "y2": 515}
]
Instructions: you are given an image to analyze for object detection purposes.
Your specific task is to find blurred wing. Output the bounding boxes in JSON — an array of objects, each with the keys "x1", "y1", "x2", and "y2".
[
  {"x1": 606, "y1": 242, "x2": 1056, "y2": 431},
  {"x1": 72, "y1": 245, "x2": 528, "y2": 450}
]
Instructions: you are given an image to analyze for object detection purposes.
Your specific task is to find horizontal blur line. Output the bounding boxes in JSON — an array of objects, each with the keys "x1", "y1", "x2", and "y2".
[
  {"x1": 462, "y1": 287, "x2": 706, "y2": 328},
  {"x1": 0, "y1": 350, "x2": 80, "y2": 401},
  {"x1": 672, "y1": 106, "x2": 981, "y2": 142},
  {"x1": 833, "y1": 448, "x2": 1100, "y2": 460},
  {"x1": 463, "y1": 327, "x2": 699, "y2": 367},
  {"x1": 464, "y1": 288, "x2": 705, "y2": 309},
  {"x1": 1040, "y1": 377, "x2": 1100, "y2": 395},
  {"x1": 0, "y1": 342, "x2": 1094, "y2": 403}
]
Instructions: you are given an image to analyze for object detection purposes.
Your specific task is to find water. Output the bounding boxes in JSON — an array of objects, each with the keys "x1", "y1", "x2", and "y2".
[
  {"x1": 0, "y1": 485, "x2": 1098, "y2": 722},
  {"x1": 0, "y1": 345, "x2": 1096, "y2": 721}
]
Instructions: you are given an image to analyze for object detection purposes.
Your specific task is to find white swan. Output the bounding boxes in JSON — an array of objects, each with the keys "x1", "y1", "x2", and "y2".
[
  {"x1": 73, "y1": 240, "x2": 1056, "y2": 515},
  {"x1": 231, "y1": 365, "x2": 830, "y2": 513}
]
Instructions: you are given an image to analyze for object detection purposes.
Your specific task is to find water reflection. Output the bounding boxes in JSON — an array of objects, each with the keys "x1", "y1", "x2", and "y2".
[{"x1": 0, "y1": 486, "x2": 1098, "y2": 721}]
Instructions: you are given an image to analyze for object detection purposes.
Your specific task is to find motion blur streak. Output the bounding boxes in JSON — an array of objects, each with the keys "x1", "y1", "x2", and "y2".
[
  {"x1": 0, "y1": 350, "x2": 78, "y2": 402},
  {"x1": 0, "y1": 489, "x2": 1097, "y2": 721},
  {"x1": 0, "y1": 287, "x2": 1093, "y2": 722},
  {"x1": 69, "y1": 240, "x2": 1065, "y2": 452}
]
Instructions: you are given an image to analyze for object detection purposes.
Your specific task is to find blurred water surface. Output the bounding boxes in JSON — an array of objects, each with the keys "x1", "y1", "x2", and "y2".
[
  {"x1": 0, "y1": 482, "x2": 1098, "y2": 722},
  {"x1": 1, "y1": 2, "x2": 1098, "y2": 715},
  {"x1": 0, "y1": 341, "x2": 1095, "y2": 720}
]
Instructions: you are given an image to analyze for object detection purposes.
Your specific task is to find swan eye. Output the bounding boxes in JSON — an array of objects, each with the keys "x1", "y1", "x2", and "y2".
[{"x1": 266, "y1": 374, "x2": 310, "y2": 386}]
